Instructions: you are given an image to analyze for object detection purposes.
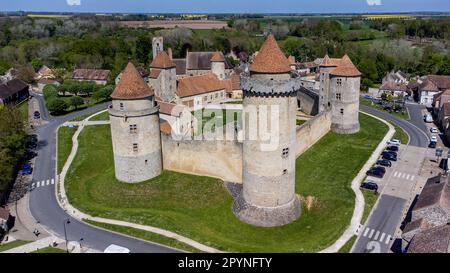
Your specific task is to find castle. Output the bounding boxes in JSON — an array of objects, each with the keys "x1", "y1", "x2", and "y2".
[{"x1": 108, "y1": 34, "x2": 361, "y2": 227}]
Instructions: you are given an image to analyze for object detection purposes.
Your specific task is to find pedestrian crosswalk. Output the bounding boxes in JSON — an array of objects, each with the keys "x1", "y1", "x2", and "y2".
[
  {"x1": 392, "y1": 171, "x2": 415, "y2": 181},
  {"x1": 31, "y1": 178, "x2": 55, "y2": 189},
  {"x1": 360, "y1": 226, "x2": 392, "y2": 245}
]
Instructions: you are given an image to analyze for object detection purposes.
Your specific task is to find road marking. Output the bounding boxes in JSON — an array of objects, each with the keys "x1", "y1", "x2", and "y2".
[
  {"x1": 363, "y1": 227, "x2": 370, "y2": 237},
  {"x1": 410, "y1": 175, "x2": 415, "y2": 181},
  {"x1": 374, "y1": 231, "x2": 380, "y2": 241},
  {"x1": 46, "y1": 180, "x2": 50, "y2": 186},
  {"x1": 393, "y1": 171, "x2": 399, "y2": 177},
  {"x1": 406, "y1": 174, "x2": 410, "y2": 180},
  {"x1": 51, "y1": 179, "x2": 55, "y2": 184},
  {"x1": 380, "y1": 233, "x2": 385, "y2": 242},
  {"x1": 402, "y1": 173, "x2": 406, "y2": 179},
  {"x1": 36, "y1": 181, "x2": 41, "y2": 187},
  {"x1": 385, "y1": 235, "x2": 391, "y2": 244},
  {"x1": 31, "y1": 183, "x2": 35, "y2": 188},
  {"x1": 368, "y1": 229, "x2": 375, "y2": 239}
]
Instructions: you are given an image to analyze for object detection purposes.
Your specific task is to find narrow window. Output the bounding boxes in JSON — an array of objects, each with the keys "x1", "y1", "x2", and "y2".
[
  {"x1": 119, "y1": 102, "x2": 124, "y2": 110},
  {"x1": 283, "y1": 169, "x2": 288, "y2": 175},
  {"x1": 337, "y1": 78, "x2": 343, "y2": 86},
  {"x1": 282, "y1": 148, "x2": 289, "y2": 159},
  {"x1": 336, "y1": 93, "x2": 341, "y2": 100},
  {"x1": 132, "y1": 143, "x2": 138, "y2": 152},
  {"x1": 129, "y1": 124, "x2": 137, "y2": 134},
  {"x1": 340, "y1": 108, "x2": 344, "y2": 115}
]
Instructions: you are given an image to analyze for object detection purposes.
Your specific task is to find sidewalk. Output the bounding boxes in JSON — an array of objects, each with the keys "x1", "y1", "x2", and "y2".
[{"x1": 2, "y1": 236, "x2": 62, "y2": 253}]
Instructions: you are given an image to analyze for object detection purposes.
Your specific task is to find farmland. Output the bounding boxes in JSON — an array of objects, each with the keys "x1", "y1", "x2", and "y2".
[{"x1": 118, "y1": 20, "x2": 228, "y2": 29}]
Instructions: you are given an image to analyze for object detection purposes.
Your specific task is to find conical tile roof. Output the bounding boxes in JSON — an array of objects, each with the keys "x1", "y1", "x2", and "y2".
[
  {"x1": 211, "y1": 51, "x2": 225, "y2": 62},
  {"x1": 330, "y1": 54, "x2": 362, "y2": 77},
  {"x1": 111, "y1": 62, "x2": 154, "y2": 100},
  {"x1": 150, "y1": 51, "x2": 176, "y2": 69},
  {"x1": 249, "y1": 34, "x2": 291, "y2": 74}
]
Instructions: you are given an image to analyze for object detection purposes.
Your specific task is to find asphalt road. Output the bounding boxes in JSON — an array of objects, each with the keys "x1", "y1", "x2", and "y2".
[
  {"x1": 353, "y1": 103, "x2": 429, "y2": 253},
  {"x1": 28, "y1": 92, "x2": 181, "y2": 253}
]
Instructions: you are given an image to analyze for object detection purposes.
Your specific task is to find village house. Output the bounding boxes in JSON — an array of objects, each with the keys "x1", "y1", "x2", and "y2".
[
  {"x1": 34, "y1": 65, "x2": 55, "y2": 80},
  {"x1": 382, "y1": 70, "x2": 408, "y2": 84},
  {"x1": 0, "y1": 79, "x2": 29, "y2": 106},
  {"x1": 417, "y1": 75, "x2": 450, "y2": 107},
  {"x1": 433, "y1": 89, "x2": 450, "y2": 115},
  {"x1": 223, "y1": 73, "x2": 243, "y2": 99},
  {"x1": 157, "y1": 99, "x2": 196, "y2": 136},
  {"x1": 175, "y1": 73, "x2": 227, "y2": 108},
  {"x1": 401, "y1": 175, "x2": 450, "y2": 253},
  {"x1": 379, "y1": 81, "x2": 409, "y2": 98},
  {"x1": 0, "y1": 68, "x2": 19, "y2": 84},
  {"x1": 72, "y1": 68, "x2": 111, "y2": 85}
]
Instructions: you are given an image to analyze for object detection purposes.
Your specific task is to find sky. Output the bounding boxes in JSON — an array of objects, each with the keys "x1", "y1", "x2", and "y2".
[{"x1": 0, "y1": 0, "x2": 449, "y2": 14}]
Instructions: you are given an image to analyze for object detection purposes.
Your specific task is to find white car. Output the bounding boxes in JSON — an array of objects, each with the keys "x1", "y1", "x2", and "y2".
[
  {"x1": 103, "y1": 244, "x2": 131, "y2": 253},
  {"x1": 430, "y1": 135, "x2": 438, "y2": 142},
  {"x1": 387, "y1": 139, "x2": 401, "y2": 146},
  {"x1": 430, "y1": 128, "x2": 439, "y2": 133}
]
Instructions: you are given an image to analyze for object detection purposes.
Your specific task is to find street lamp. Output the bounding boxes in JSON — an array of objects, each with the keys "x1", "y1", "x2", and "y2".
[
  {"x1": 63, "y1": 219, "x2": 70, "y2": 253},
  {"x1": 79, "y1": 238, "x2": 84, "y2": 252}
]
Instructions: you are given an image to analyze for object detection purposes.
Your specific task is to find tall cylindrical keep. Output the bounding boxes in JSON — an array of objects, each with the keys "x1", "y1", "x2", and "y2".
[
  {"x1": 233, "y1": 35, "x2": 301, "y2": 227},
  {"x1": 109, "y1": 62, "x2": 162, "y2": 183},
  {"x1": 330, "y1": 76, "x2": 360, "y2": 134}
]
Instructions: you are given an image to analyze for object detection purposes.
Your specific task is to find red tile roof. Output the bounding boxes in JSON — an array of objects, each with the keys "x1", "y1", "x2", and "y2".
[
  {"x1": 157, "y1": 100, "x2": 184, "y2": 117},
  {"x1": 72, "y1": 69, "x2": 110, "y2": 81},
  {"x1": 160, "y1": 121, "x2": 172, "y2": 135},
  {"x1": 150, "y1": 51, "x2": 176, "y2": 69},
  {"x1": 380, "y1": 82, "x2": 408, "y2": 92},
  {"x1": 329, "y1": 54, "x2": 362, "y2": 77},
  {"x1": 177, "y1": 73, "x2": 225, "y2": 98},
  {"x1": 211, "y1": 51, "x2": 225, "y2": 62},
  {"x1": 249, "y1": 34, "x2": 291, "y2": 74},
  {"x1": 111, "y1": 62, "x2": 154, "y2": 100},
  {"x1": 149, "y1": 69, "x2": 161, "y2": 79}
]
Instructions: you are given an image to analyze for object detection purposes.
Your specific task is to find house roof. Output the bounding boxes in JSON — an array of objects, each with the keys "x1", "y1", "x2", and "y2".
[
  {"x1": 72, "y1": 69, "x2": 110, "y2": 81},
  {"x1": 149, "y1": 69, "x2": 162, "y2": 79},
  {"x1": 157, "y1": 100, "x2": 185, "y2": 117},
  {"x1": 111, "y1": 62, "x2": 154, "y2": 100},
  {"x1": 38, "y1": 78, "x2": 58, "y2": 85},
  {"x1": 408, "y1": 224, "x2": 450, "y2": 253},
  {"x1": 249, "y1": 34, "x2": 291, "y2": 74},
  {"x1": 37, "y1": 65, "x2": 54, "y2": 77},
  {"x1": 380, "y1": 82, "x2": 408, "y2": 92},
  {"x1": 173, "y1": 59, "x2": 187, "y2": 75},
  {"x1": 442, "y1": 103, "x2": 450, "y2": 117},
  {"x1": 420, "y1": 78, "x2": 439, "y2": 92},
  {"x1": 319, "y1": 55, "x2": 341, "y2": 67},
  {"x1": 329, "y1": 54, "x2": 362, "y2": 77},
  {"x1": 231, "y1": 73, "x2": 241, "y2": 90},
  {"x1": 150, "y1": 51, "x2": 176, "y2": 69},
  {"x1": 177, "y1": 73, "x2": 225, "y2": 98},
  {"x1": 428, "y1": 75, "x2": 450, "y2": 90},
  {"x1": 0, "y1": 79, "x2": 28, "y2": 100},
  {"x1": 412, "y1": 175, "x2": 450, "y2": 213},
  {"x1": 210, "y1": 51, "x2": 225, "y2": 62},
  {"x1": 186, "y1": 52, "x2": 233, "y2": 71},
  {"x1": 288, "y1": 55, "x2": 296, "y2": 65}
]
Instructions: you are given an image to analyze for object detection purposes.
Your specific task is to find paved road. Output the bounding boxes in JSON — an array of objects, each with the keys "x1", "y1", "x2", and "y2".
[
  {"x1": 28, "y1": 92, "x2": 180, "y2": 253},
  {"x1": 353, "y1": 104, "x2": 429, "y2": 253}
]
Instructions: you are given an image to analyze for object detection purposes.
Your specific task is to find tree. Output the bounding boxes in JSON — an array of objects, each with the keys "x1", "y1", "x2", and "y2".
[
  {"x1": 93, "y1": 85, "x2": 114, "y2": 102},
  {"x1": 31, "y1": 59, "x2": 43, "y2": 72},
  {"x1": 69, "y1": 96, "x2": 84, "y2": 110},
  {"x1": 136, "y1": 35, "x2": 151, "y2": 64},
  {"x1": 43, "y1": 84, "x2": 58, "y2": 100},
  {"x1": 46, "y1": 98, "x2": 68, "y2": 115}
]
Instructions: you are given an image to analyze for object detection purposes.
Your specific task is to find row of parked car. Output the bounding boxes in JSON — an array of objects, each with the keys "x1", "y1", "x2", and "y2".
[
  {"x1": 20, "y1": 134, "x2": 38, "y2": 175},
  {"x1": 361, "y1": 139, "x2": 402, "y2": 192}
]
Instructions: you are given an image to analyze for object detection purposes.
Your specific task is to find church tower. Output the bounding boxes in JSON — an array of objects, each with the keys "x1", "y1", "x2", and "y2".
[
  {"x1": 152, "y1": 36, "x2": 164, "y2": 60},
  {"x1": 234, "y1": 35, "x2": 301, "y2": 227},
  {"x1": 150, "y1": 51, "x2": 177, "y2": 102},
  {"x1": 109, "y1": 62, "x2": 162, "y2": 183},
  {"x1": 329, "y1": 54, "x2": 361, "y2": 134}
]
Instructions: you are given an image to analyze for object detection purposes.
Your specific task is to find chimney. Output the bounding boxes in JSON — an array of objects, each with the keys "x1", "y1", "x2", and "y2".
[{"x1": 168, "y1": 48, "x2": 173, "y2": 60}]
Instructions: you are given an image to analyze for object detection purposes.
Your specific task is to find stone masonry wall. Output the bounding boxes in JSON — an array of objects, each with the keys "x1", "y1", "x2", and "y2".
[{"x1": 295, "y1": 109, "x2": 332, "y2": 157}]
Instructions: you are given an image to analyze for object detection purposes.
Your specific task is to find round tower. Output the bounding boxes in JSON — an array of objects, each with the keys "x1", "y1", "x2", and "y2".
[
  {"x1": 150, "y1": 51, "x2": 177, "y2": 102},
  {"x1": 329, "y1": 54, "x2": 361, "y2": 134},
  {"x1": 109, "y1": 62, "x2": 162, "y2": 183},
  {"x1": 233, "y1": 34, "x2": 301, "y2": 227},
  {"x1": 210, "y1": 51, "x2": 226, "y2": 80}
]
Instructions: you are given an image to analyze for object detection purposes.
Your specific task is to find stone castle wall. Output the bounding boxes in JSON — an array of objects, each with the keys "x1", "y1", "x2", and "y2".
[{"x1": 295, "y1": 109, "x2": 332, "y2": 157}]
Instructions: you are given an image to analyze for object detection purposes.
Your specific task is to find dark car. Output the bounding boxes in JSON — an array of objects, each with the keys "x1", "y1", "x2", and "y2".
[
  {"x1": 383, "y1": 153, "x2": 397, "y2": 161},
  {"x1": 373, "y1": 166, "x2": 386, "y2": 173},
  {"x1": 429, "y1": 141, "x2": 437, "y2": 148},
  {"x1": 383, "y1": 151, "x2": 397, "y2": 158},
  {"x1": 21, "y1": 163, "x2": 33, "y2": 175},
  {"x1": 366, "y1": 168, "x2": 385, "y2": 178},
  {"x1": 361, "y1": 181, "x2": 379, "y2": 191},
  {"x1": 34, "y1": 111, "x2": 40, "y2": 119},
  {"x1": 25, "y1": 150, "x2": 38, "y2": 160},
  {"x1": 386, "y1": 146, "x2": 399, "y2": 152},
  {"x1": 377, "y1": 159, "x2": 392, "y2": 167}
]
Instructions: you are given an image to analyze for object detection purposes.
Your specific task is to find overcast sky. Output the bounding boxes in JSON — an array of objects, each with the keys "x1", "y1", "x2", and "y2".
[{"x1": 1, "y1": 0, "x2": 449, "y2": 13}]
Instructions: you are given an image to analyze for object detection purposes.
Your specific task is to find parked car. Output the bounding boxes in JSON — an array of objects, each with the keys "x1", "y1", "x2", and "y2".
[
  {"x1": 387, "y1": 139, "x2": 401, "y2": 146},
  {"x1": 429, "y1": 141, "x2": 437, "y2": 148},
  {"x1": 373, "y1": 166, "x2": 386, "y2": 173},
  {"x1": 383, "y1": 151, "x2": 397, "y2": 157},
  {"x1": 430, "y1": 128, "x2": 439, "y2": 133},
  {"x1": 430, "y1": 135, "x2": 438, "y2": 142},
  {"x1": 25, "y1": 150, "x2": 38, "y2": 160},
  {"x1": 424, "y1": 114, "x2": 433, "y2": 123},
  {"x1": 377, "y1": 159, "x2": 392, "y2": 167},
  {"x1": 363, "y1": 95, "x2": 372, "y2": 100},
  {"x1": 21, "y1": 163, "x2": 33, "y2": 175},
  {"x1": 382, "y1": 153, "x2": 397, "y2": 161},
  {"x1": 367, "y1": 167, "x2": 385, "y2": 178},
  {"x1": 33, "y1": 111, "x2": 40, "y2": 119},
  {"x1": 361, "y1": 181, "x2": 379, "y2": 191},
  {"x1": 104, "y1": 244, "x2": 131, "y2": 253},
  {"x1": 386, "y1": 146, "x2": 399, "y2": 152}
]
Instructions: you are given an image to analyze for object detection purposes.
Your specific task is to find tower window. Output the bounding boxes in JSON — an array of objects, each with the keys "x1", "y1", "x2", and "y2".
[
  {"x1": 337, "y1": 78, "x2": 343, "y2": 86},
  {"x1": 336, "y1": 93, "x2": 342, "y2": 100},
  {"x1": 340, "y1": 108, "x2": 344, "y2": 115},
  {"x1": 132, "y1": 143, "x2": 138, "y2": 152},
  {"x1": 129, "y1": 124, "x2": 138, "y2": 134},
  {"x1": 119, "y1": 102, "x2": 124, "y2": 110},
  {"x1": 282, "y1": 148, "x2": 289, "y2": 159},
  {"x1": 283, "y1": 169, "x2": 288, "y2": 175}
]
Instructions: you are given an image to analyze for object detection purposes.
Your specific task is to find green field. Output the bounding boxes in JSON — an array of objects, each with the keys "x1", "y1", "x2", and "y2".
[
  {"x1": 57, "y1": 126, "x2": 78, "y2": 174},
  {"x1": 0, "y1": 240, "x2": 31, "y2": 252},
  {"x1": 89, "y1": 111, "x2": 110, "y2": 121},
  {"x1": 64, "y1": 113, "x2": 387, "y2": 252},
  {"x1": 31, "y1": 247, "x2": 66, "y2": 253}
]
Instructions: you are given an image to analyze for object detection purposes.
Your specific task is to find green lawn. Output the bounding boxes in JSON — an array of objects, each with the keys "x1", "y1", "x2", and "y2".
[
  {"x1": 361, "y1": 189, "x2": 379, "y2": 225},
  {"x1": 338, "y1": 235, "x2": 356, "y2": 253},
  {"x1": 18, "y1": 100, "x2": 29, "y2": 124},
  {"x1": 393, "y1": 123, "x2": 410, "y2": 145},
  {"x1": 89, "y1": 111, "x2": 110, "y2": 121},
  {"x1": 65, "y1": 113, "x2": 387, "y2": 252},
  {"x1": 361, "y1": 99, "x2": 410, "y2": 120},
  {"x1": 193, "y1": 109, "x2": 241, "y2": 135},
  {"x1": 85, "y1": 220, "x2": 202, "y2": 253},
  {"x1": 57, "y1": 126, "x2": 78, "y2": 174},
  {"x1": 71, "y1": 108, "x2": 108, "y2": 122},
  {"x1": 297, "y1": 120, "x2": 307, "y2": 126},
  {"x1": 31, "y1": 247, "x2": 66, "y2": 253},
  {"x1": 0, "y1": 240, "x2": 31, "y2": 252}
]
